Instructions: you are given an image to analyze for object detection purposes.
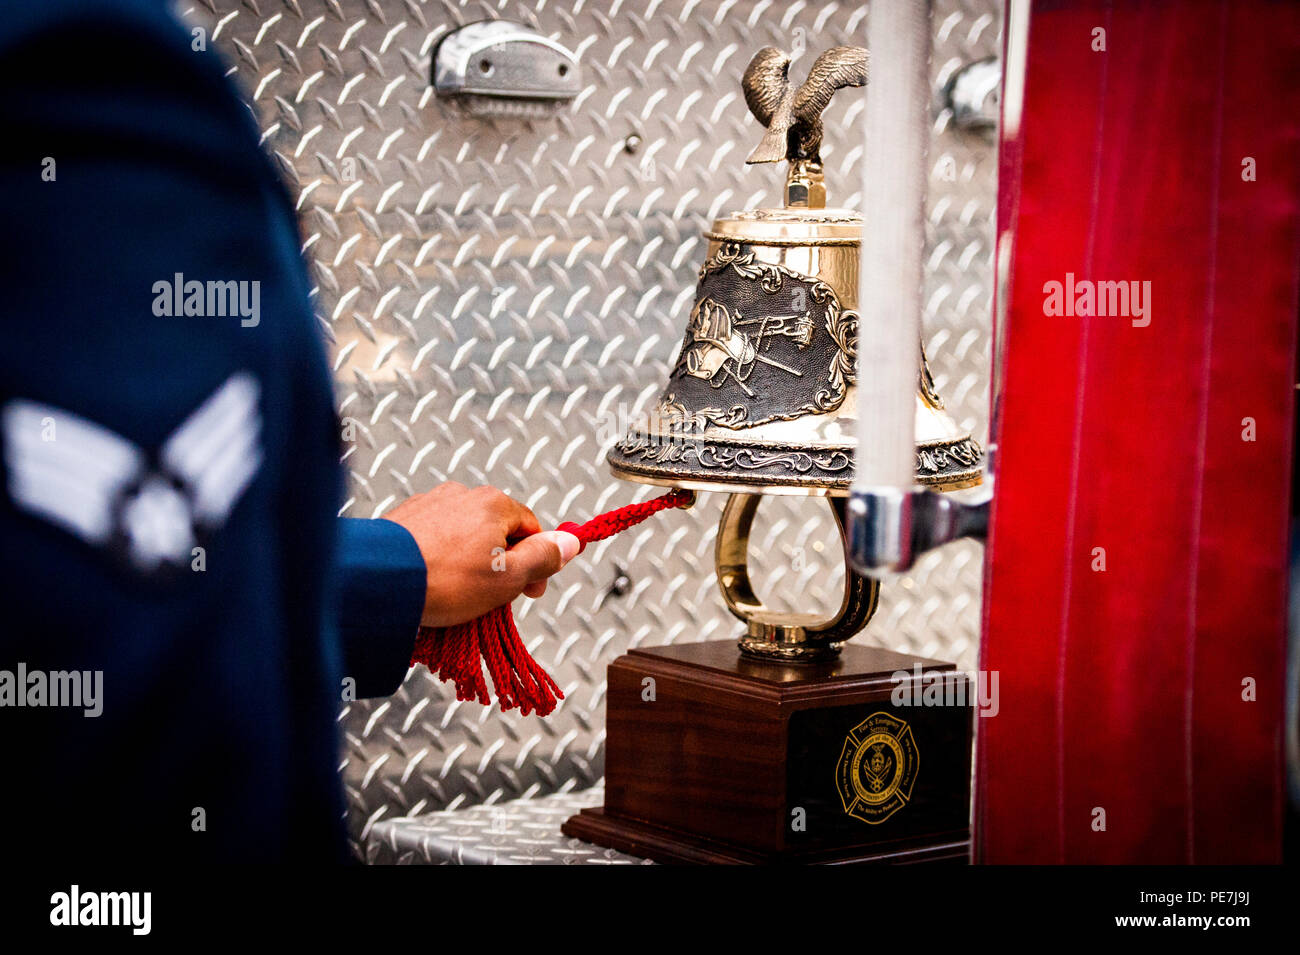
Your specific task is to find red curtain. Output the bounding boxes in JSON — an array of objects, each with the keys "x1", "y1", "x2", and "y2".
[{"x1": 977, "y1": 0, "x2": 1300, "y2": 863}]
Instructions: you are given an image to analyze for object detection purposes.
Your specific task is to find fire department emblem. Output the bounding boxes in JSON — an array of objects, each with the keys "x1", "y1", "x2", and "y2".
[{"x1": 835, "y1": 711, "x2": 919, "y2": 825}]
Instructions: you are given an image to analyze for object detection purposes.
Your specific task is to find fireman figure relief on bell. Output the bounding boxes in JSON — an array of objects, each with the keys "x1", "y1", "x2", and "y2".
[{"x1": 669, "y1": 243, "x2": 855, "y2": 428}]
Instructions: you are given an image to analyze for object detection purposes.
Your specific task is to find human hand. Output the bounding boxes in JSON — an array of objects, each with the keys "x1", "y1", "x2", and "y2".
[{"x1": 383, "y1": 483, "x2": 581, "y2": 628}]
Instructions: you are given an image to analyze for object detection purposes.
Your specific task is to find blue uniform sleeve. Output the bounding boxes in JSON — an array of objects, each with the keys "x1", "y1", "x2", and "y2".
[
  {"x1": 0, "y1": 0, "x2": 373, "y2": 858},
  {"x1": 335, "y1": 518, "x2": 426, "y2": 698}
]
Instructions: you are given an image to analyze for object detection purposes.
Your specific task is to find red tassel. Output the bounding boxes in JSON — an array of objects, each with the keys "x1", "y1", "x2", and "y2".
[{"x1": 410, "y1": 489, "x2": 692, "y2": 716}]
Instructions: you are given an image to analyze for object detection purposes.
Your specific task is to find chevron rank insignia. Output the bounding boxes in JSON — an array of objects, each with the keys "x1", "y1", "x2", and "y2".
[{"x1": 3, "y1": 373, "x2": 263, "y2": 578}]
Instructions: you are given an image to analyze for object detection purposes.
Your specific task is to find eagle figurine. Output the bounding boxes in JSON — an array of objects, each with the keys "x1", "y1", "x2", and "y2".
[{"x1": 743, "y1": 45, "x2": 870, "y2": 165}]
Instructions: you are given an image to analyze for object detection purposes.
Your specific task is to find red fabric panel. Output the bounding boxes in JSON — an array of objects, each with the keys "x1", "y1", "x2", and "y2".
[{"x1": 977, "y1": 0, "x2": 1300, "y2": 863}]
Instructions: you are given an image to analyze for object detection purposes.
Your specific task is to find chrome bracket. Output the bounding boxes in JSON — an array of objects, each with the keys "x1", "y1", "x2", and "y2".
[{"x1": 847, "y1": 480, "x2": 993, "y2": 577}]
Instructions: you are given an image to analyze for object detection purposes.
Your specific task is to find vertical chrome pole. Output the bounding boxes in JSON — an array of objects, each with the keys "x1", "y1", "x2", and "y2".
[{"x1": 849, "y1": 0, "x2": 934, "y2": 575}]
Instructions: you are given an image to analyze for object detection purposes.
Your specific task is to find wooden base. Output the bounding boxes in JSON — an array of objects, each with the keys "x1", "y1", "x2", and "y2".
[
  {"x1": 564, "y1": 807, "x2": 970, "y2": 865},
  {"x1": 562, "y1": 640, "x2": 973, "y2": 865}
]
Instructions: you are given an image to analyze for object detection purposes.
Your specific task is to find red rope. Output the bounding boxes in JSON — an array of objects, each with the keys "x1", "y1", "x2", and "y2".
[{"x1": 410, "y1": 488, "x2": 692, "y2": 716}]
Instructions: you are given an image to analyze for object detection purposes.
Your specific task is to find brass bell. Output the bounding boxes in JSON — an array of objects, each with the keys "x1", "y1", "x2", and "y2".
[{"x1": 607, "y1": 46, "x2": 983, "y2": 661}]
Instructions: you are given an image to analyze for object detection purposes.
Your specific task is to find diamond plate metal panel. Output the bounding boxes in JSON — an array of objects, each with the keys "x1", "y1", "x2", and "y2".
[
  {"x1": 367, "y1": 785, "x2": 651, "y2": 864},
  {"x1": 197, "y1": 0, "x2": 1000, "y2": 857}
]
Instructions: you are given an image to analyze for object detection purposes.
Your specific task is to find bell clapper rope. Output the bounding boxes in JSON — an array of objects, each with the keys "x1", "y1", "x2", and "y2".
[{"x1": 409, "y1": 488, "x2": 694, "y2": 717}]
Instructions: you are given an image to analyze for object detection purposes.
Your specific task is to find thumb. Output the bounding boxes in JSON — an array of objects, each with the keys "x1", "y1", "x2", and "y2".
[{"x1": 506, "y1": 530, "x2": 581, "y2": 585}]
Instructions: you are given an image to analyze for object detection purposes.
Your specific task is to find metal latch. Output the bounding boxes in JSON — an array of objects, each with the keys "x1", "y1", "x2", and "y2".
[{"x1": 432, "y1": 20, "x2": 582, "y2": 119}]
